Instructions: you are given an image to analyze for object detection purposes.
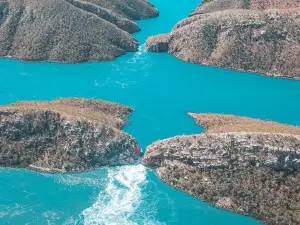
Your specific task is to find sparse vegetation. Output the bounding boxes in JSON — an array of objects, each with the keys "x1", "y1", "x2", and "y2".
[
  {"x1": 189, "y1": 113, "x2": 300, "y2": 135},
  {"x1": 143, "y1": 113, "x2": 300, "y2": 224},
  {"x1": 3, "y1": 98, "x2": 133, "y2": 129},
  {"x1": 0, "y1": 0, "x2": 158, "y2": 63},
  {"x1": 146, "y1": 0, "x2": 300, "y2": 79},
  {"x1": 0, "y1": 98, "x2": 140, "y2": 173}
]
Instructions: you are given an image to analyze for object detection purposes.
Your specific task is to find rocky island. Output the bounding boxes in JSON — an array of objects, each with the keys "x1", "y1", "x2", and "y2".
[
  {"x1": 0, "y1": 0, "x2": 158, "y2": 63},
  {"x1": 143, "y1": 113, "x2": 300, "y2": 224},
  {"x1": 0, "y1": 98, "x2": 140, "y2": 173},
  {"x1": 146, "y1": 0, "x2": 300, "y2": 79}
]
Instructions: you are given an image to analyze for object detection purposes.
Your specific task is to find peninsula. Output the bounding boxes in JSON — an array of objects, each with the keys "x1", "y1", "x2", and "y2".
[
  {"x1": 146, "y1": 0, "x2": 300, "y2": 79},
  {"x1": 143, "y1": 113, "x2": 300, "y2": 224},
  {"x1": 0, "y1": 0, "x2": 158, "y2": 63},
  {"x1": 0, "y1": 98, "x2": 140, "y2": 173}
]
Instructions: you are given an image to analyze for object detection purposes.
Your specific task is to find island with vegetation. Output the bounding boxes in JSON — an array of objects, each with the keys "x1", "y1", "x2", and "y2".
[{"x1": 0, "y1": 98, "x2": 140, "y2": 173}]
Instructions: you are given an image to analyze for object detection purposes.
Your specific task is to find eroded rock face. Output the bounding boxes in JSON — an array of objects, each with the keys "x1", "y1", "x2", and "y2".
[
  {"x1": 146, "y1": 34, "x2": 170, "y2": 52},
  {"x1": 146, "y1": 0, "x2": 300, "y2": 79},
  {"x1": 0, "y1": 0, "x2": 158, "y2": 63},
  {"x1": 0, "y1": 98, "x2": 140, "y2": 173},
  {"x1": 143, "y1": 114, "x2": 300, "y2": 224}
]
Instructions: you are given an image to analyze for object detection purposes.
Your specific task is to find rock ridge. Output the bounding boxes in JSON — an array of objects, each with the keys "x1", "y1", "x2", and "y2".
[
  {"x1": 0, "y1": 0, "x2": 158, "y2": 63},
  {"x1": 146, "y1": 0, "x2": 300, "y2": 79}
]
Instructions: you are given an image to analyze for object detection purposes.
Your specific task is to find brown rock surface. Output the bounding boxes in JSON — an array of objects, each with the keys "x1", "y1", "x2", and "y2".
[
  {"x1": 143, "y1": 113, "x2": 300, "y2": 224},
  {"x1": 146, "y1": 34, "x2": 170, "y2": 52},
  {"x1": 0, "y1": 0, "x2": 158, "y2": 63},
  {"x1": 189, "y1": 113, "x2": 300, "y2": 135},
  {"x1": 146, "y1": 0, "x2": 300, "y2": 79},
  {"x1": 192, "y1": 0, "x2": 300, "y2": 15},
  {"x1": 0, "y1": 98, "x2": 140, "y2": 173}
]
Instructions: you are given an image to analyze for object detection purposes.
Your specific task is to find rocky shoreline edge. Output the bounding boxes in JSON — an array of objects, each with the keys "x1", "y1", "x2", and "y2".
[
  {"x1": 0, "y1": 98, "x2": 141, "y2": 173},
  {"x1": 0, "y1": 0, "x2": 158, "y2": 63},
  {"x1": 146, "y1": 0, "x2": 300, "y2": 80}
]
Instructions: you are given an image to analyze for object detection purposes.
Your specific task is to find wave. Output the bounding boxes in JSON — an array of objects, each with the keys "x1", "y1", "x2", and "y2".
[
  {"x1": 81, "y1": 165, "x2": 164, "y2": 225},
  {"x1": 126, "y1": 43, "x2": 149, "y2": 66}
]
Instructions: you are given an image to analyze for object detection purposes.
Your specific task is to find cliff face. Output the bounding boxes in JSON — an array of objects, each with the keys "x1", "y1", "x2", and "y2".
[
  {"x1": 0, "y1": 98, "x2": 141, "y2": 173},
  {"x1": 146, "y1": 0, "x2": 300, "y2": 80},
  {"x1": 143, "y1": 114, "x2": 300, "y2": 225},
  {"x1": 0, "y1": 0, "x2": 158, "y2": 63}
]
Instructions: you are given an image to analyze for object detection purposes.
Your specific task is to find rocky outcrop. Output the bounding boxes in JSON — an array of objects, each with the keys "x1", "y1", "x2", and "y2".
[
  {"x1": 146, "y1": 34, "x2": 170, "y2": 52},
  {"x1": 146, "y1": 0, "x2": 300, "y2": 80},
  {"x1": 0, "y1": 0, "x2": 158, "y2": 63},
  {"x1": 143, "y1": 113, "x2": 300, "y2": 224},
  {"x1": 0, "y1": 98, "x2": 140, "y2": 173}
]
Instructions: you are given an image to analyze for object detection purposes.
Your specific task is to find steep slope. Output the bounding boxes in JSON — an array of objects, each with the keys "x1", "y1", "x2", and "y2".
[
  {"x1": 0, "y1": 98, "x2": 140, "y2": 173},
  {"x1": 146, "y1": 0, "x2": 300, "y2": 79},
  {"x1": 0, "y1": 0, "x2": 158, "y2": 63},
  {"x1": 143, "y1": 113, "x2": 300, "y2": 224}
]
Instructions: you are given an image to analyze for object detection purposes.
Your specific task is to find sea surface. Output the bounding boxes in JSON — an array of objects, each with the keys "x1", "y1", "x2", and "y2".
[{"x1": 1, "y1": 0, "x2": 300, "y2": 224}]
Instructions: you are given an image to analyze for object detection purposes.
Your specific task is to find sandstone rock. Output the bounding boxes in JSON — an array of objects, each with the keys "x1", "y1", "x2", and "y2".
[
  {"x1": 143, "y1": 113, "x2": 300, "y2": 224},
  {"x1": 146, "y1": 34, "x2": 170, "y2": 52},
  {"x1": 0, "y1": 98, "x2": 140, "y2": 173},
  {"x1": 146, "y1": 0, "x2": 300, "y2": 80},
  {"x1": 0, "y1": 0, "x2": 158, "y2": 63}
]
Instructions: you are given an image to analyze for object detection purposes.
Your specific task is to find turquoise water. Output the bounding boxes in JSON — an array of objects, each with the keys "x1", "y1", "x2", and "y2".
[{"x1": 1, "y1": 0, "x2": 300, "y2": 224}]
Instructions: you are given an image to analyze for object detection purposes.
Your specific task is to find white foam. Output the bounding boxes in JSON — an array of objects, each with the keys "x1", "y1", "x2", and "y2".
[
  {"x1": 127, "y1": 44, "x2": 148, "y2": 65},
  {"x1": 135, "y1": 44, "x2": 147, "y2": 57},
  {"x1": 45, "y1": 170, "x2": 107, "y2": 188},
  {"x1": 82, "y1": 165, "x2": 163, "y2": 225}
]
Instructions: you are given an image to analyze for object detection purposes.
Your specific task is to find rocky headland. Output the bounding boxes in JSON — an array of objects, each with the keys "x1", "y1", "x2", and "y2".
[
  {"x1": 0, "y1": 0, "x2": 158, "y2": 63},
  {"x1": 143, "y1": 113, "x2": 300, "y2": 224},
  {"x1": 0, "y1": 98, "x2": 140, "y2": 173},
  {"x1": 146, "y1": 0, "x2": 300, "y2": 79}
]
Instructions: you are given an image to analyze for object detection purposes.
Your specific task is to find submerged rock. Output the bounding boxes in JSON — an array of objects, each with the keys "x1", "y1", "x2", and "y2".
[
  {"x1": 0, "y1": 98, "x2": 140, "y2": 173},
  {"x1": 146, "y1": 0, "x2": 300, "y2": 80},
  {"x1": 0, "y1": 0, "x2": 158, "y2": 63},
  {"x1": 143, "y1": 113, "x2": 300, "y2": 224}
]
